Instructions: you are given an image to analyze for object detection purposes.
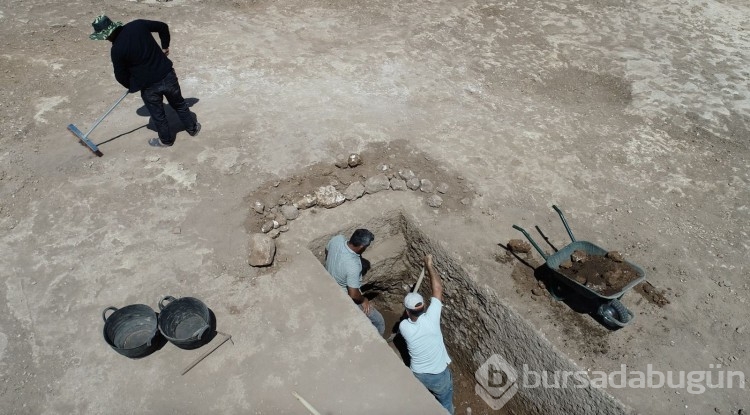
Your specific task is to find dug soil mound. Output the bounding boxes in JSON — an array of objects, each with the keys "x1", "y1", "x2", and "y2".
[{"x1": 558, "y1": 251, "x2": 641, "y2": 296}]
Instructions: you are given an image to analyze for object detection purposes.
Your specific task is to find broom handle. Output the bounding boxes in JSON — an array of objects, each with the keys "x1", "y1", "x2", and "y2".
[
  {"x1": 85, "y1": 90, "x2": 129, "y2": 137},
  {"x1": 292, "y1": 391, "x2": 322, "y2": 415}
]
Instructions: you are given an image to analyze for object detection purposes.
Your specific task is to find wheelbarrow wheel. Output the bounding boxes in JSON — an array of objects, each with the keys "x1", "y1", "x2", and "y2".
[
  {"x1": 547, "y1": 283, "x2": 567, "y2": 301},
  {"x1": 597, "y1": 299, "x2": 633, "y2": 329}
]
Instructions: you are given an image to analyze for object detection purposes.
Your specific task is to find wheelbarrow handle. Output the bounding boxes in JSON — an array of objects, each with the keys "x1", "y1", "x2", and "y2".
[
  {"x1": 552, "y1": 205, "x2": 577, "y2": 243},
  {"x1": 511, "y1": 225, "x2": 548, "y2": 260}
]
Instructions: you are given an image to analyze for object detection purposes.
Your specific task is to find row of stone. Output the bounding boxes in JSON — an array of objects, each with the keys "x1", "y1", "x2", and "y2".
[
  {"x1": 247, "y1": 166, "x2": 451, "y2": 267},
  {"x1": 252, "y1": 169, "x2": 451, "y2": 237}
]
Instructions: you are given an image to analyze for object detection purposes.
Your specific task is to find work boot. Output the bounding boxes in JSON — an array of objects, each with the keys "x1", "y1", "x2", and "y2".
[
  {"x1": 188, "y1": 122, "x2": 201, "y2": 137},
  {"x1": 148, "y1": 138, "x2": 173, "y2": 148}
]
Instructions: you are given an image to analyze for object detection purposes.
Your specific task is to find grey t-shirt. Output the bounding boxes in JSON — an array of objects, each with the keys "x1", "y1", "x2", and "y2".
[{"x1": 325, "y1": 235, "x2": 362, "y2": 292}]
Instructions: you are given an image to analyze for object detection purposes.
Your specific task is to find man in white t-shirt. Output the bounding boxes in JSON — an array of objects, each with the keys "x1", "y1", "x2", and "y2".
[{"x1": 399, "y1": 254, "x2": 453, "y2": 414}]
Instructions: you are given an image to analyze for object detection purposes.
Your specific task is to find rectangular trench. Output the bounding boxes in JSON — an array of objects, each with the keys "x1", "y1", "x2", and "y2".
[{"x1": 309, "y1": 212, "x2": 630, "y2": 415}]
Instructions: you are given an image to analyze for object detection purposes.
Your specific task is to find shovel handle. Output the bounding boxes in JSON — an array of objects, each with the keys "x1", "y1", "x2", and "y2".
[{"x1": 412, "y1": 267, "x2": 425, "y2": 293}]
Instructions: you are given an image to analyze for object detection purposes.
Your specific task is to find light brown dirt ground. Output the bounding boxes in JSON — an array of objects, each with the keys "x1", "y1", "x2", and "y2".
[{"x1": 0, "y1": 0, "x2": 748, "y2": 414}]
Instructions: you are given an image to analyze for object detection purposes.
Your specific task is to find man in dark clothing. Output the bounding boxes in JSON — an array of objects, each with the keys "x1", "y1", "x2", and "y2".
[{"x1": 89, "y1": 15, "x2": 200, "y2": 147}]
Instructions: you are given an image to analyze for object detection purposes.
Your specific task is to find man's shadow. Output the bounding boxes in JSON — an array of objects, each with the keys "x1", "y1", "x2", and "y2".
[
  {"x1": 136, "y1": 97, "x2": 200, "y2": 141},
  {"x1": 96, "y1": 98, "x2": 200, "y2": 147}
]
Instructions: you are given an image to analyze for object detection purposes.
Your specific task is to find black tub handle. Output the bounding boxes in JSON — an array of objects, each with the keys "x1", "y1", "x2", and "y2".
[
  {"x1": 102, "y1": 307, "x2": 118, "y2": 322},
  {"x1": 192, "y1": 324, "x2": 210, "y2": 340},
  {"x1": 159, "y1": 296, "x2": 176, "y2": 311}
]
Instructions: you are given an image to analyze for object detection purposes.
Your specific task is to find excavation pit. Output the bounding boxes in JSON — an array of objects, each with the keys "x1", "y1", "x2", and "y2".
[{"x1": 308, "y1": 212, "x2": 630, "y2": 415}]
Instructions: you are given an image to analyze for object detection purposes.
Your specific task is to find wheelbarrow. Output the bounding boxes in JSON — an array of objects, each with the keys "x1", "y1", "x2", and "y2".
[{"x1": 512, "y1": 205, "x2": 646, "y2": 328}]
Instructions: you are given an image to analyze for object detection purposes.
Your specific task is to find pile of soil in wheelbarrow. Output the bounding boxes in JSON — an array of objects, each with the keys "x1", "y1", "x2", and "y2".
[{"x1": 558, "y1": 251, "x2": 640, "y2": 297}]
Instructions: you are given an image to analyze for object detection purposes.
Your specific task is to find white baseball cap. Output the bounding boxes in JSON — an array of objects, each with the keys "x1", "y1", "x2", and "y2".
[{"x1": 404, "y1": 292, "x2": 424, "y2": 310}]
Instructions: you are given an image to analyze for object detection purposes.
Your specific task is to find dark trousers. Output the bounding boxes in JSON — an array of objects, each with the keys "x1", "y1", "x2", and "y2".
[{"x1": 140, "y1": 69, "x2": 197, "y2": 145}]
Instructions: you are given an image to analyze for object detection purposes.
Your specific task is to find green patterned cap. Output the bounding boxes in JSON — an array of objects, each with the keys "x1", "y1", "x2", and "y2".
[{"x1": 89, "y1": 15, "x2": 123, "y2": 40}]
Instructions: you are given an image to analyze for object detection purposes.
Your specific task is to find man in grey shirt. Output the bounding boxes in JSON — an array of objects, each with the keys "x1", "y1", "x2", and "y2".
[{"x1": 325, "y1": 229, "x2": 385, "y2": 336}]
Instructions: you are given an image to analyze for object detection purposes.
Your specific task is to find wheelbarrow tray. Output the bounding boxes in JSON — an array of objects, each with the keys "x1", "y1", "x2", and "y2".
[{"x1": 544, "y1": 240, "x2": 646, "y2": 301}]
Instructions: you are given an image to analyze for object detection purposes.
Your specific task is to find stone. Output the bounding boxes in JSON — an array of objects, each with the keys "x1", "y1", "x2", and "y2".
[
  {"x1": 274, "y1": 214, "x2": 287, "y2": 226},
  {"x1": 377, "y1": 164, "x2": 389, "y2": 171},
  {"x1": 261, "y1": 221, "x2": 275, "y2": 233},
  {"x1": 344, "y1": 181, "x2": 366, "y2": 200},
  {"x1": 264, "y1": 194, "x2": 280, "y2": 207},
  {"x1": 604, "y1": 270, "x2": 622, "y2": 287},
  {"x1": 390, "y1": 178, "x2": 407, "y2": 191},
  {"x1": 460, "y1": 197, "x2": 471, "y2": 205},
  {"x1": 248, "y1": 233, "x2": 276, "y2": 267},
  {"x1": 365, "y1": 174, "x2": 390, "y2": 194},
  {"x1": 270, "y1": 206, "x2": 278, "y2": 214},
  {"x1": 281, "y1": 205, "x2": 299, "y2": 220},
  {"x1": 607, "y1": 251, "x2": 624, "y2": 262},
  {"x1": 279, "y1": 225, "x2": 289, "y2": 233},
  {"x1": 560, "y1": 260, "x2": 573, "y2": 269},
  {"x1": 406, "y1": 177, "x2": 421, "y2": 190},
  {"x1": 272, "y1": 220, "x2": 280, "y2": 229},
  {"x1": 315, "y1": 185, "x2": 345, "y2": 208},
  {"x1": 571, "y1": 250, "x2": 588, "y2": 263},
  {"x1": 334, "y1": 154, "x2": 349, "y2": 168},
  {"x1": 420, "y1": 179, "x2": 434, "y2": 193},
  {"x1": 348, "y1": 153, "x2": 362, "y2": 167},
  {"x1": 253, "y1": 201, "x2": 265, "y2": 214},
  {"x1": 398, "y1": 169, "x2": 416, "y2": 181},
  {"x1": 507, "y1": 239, "x2": 531, "y2": 253},
  {"x1": 268, "y1": 229, "x2": 280, "y2": 239},
  {"x1": 427, "y1": 195, "x2": 443, "y2": 208},
  {"x1": 172, "y1": 227, "x2": 181, "y2": 234},
  {"x1": 436, "y1": 182, "x2": 449, "y2": 194},
  {"x1": 294, "y1": 193, "x2": 317, "y2": 209},
  {"x1": 531, "y1": 288, "x2": 544, "y2": 296}
]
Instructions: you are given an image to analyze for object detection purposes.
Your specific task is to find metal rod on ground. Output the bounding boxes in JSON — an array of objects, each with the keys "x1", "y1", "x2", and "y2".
[
  {"x1": 67, "y1": 90, "x2": 129, "y2": 156},
  {"x1": 181, "y1": 331, "x2": 232, "y2": 376},
  {"x1": 292, "y1": 391, "x2": 322, "y2": 415}
]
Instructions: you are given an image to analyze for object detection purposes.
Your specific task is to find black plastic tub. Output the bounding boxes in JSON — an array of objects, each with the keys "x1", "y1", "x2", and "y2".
[
  {"x1": 158, "y1": 296, "x2": 211, "y2": 349},
  {"x1": 102, "y1": 304, "x2": 159, "y2": 358}
]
